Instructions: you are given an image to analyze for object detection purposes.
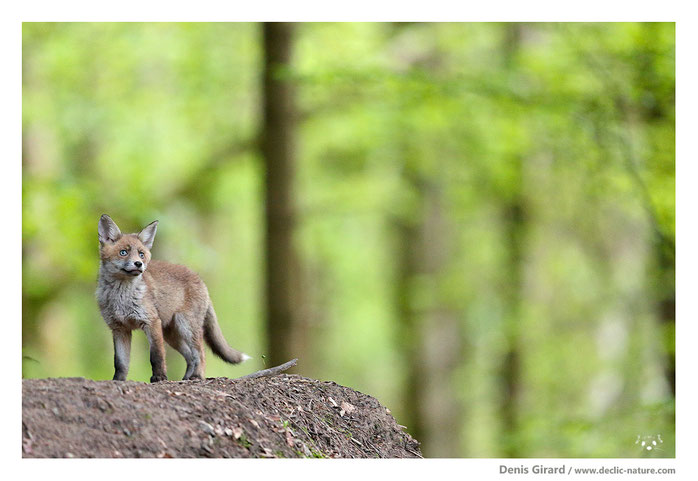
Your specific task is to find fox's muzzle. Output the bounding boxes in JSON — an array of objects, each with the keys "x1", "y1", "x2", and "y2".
[{"x1": 121, "y1": 268, "x2": 143, "y2": 276}]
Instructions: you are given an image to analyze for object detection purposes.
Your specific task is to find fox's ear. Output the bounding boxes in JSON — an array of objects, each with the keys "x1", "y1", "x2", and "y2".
[
  {"x1": 98, "y1": 215, "x2": 122, "y2": 245},
  {"x1": 138, "y1": 220, "x2": 158, "y2": 250}
]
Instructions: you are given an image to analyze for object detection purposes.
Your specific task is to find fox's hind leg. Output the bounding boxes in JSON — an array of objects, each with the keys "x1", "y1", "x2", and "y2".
[
  {"x1": 163, "y1": 324, "x2": 195, "y2": 380},
  {"x1": 194, "y1": 335, "x2": 206, "y2": 379},
  {"x1": 170, "y1": 312, "x2": 202, "y2": 380}
]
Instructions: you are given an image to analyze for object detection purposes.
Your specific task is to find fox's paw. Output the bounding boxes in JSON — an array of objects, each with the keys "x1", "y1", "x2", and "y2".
[{"x1": 150, "y1": 374, "x2": 168, "y2": 383}]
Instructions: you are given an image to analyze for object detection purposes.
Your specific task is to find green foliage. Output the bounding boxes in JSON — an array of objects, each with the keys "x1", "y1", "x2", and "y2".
[{"x1": 22, "y1": 22, "x2": 674, "y2": 457}]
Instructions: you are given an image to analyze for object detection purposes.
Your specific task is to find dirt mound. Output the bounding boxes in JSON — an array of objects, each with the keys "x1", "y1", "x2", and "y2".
[{"x1": 22, "y1": 375, "x2": 421, "y2": 458}]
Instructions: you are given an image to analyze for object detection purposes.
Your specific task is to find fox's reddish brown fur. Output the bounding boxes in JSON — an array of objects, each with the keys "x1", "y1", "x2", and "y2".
[{"x1": 96, "y1": 215, "x2": 249, "y2": 382}]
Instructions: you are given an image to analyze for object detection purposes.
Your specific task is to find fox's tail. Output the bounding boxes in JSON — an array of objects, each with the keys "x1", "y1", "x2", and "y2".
[{"x1": 203, "y1": 304, "x2": 251, "y2": 364}]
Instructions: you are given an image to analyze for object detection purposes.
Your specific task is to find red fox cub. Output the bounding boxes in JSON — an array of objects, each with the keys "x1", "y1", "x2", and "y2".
[{"x1": 96, "y1": 215, "x2": 250, "y2": 382}]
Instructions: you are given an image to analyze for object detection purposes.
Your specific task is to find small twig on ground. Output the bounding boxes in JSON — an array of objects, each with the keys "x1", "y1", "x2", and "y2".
[
  {"x1": 406, "y1": 447, "x2": 423, "y2": 458},
  {"x1": 234, "y1": 358, "x2": 298, "y2": 381}
]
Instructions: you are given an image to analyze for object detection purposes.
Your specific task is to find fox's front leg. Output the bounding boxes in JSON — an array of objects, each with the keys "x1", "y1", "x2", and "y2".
[
  {"x1": 142, "y1": 318, "x2": 168, "y2": 383},
  {"x1": 112, "y1": 329, "x2": 132, "y2": 381}
]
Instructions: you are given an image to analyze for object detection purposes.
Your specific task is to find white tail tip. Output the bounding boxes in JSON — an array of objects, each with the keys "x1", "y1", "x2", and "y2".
[{"x1": 241, "y1": 353, "x2": 252, "y2": 362}]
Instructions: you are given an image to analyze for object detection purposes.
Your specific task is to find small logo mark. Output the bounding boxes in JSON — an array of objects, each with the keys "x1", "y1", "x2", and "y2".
[{"x1": 635, "y1": 434, "x2": 663, "y2": 452}]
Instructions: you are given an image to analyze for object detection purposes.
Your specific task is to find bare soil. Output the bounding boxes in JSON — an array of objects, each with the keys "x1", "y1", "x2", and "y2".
[{"x1": 22, "y1": 375, "x2": 421, "y2": 458}]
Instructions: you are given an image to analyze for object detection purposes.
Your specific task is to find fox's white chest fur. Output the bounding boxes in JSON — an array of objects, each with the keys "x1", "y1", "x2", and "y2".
[{"x1": 96, "y1": 270, "x2": 150, "y2": 329}]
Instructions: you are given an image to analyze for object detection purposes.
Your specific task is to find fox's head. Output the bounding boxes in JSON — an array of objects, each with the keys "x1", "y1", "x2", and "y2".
[{"x1": 98, "y1": 215, "x2": 158, "y2": 279}]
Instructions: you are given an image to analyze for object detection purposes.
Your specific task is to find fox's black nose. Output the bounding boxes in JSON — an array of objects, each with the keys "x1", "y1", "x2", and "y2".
[{"x1": 134, "y1": 261, "x2": 143, "y2": 268}]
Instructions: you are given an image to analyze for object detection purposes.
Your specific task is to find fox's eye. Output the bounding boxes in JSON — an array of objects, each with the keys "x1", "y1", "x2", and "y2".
[
  {"x1": 119, "y1": 250, "x2": 127, "y2": 256},
  {"x1": 139, "y1": 252, "x2": 145, "y2": 259}
]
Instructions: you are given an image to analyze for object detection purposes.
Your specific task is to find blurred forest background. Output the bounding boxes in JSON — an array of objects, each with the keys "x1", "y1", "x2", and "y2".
[{"x1": 22, "y1": 22, "x2": 675, "y2": 458}]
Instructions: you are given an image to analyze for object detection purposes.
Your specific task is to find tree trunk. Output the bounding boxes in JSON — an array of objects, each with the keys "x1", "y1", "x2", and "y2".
[
  {"x1": 656, "y1": 244, "x2": 675, "y2": 396},
  {"x1": 497, "y1": 23, "x2": 527, "y2": 458},
  {"x1": 636, "y1": 23, "x2": 675, "y2": 397},
  {"x1": 385, "y1": 23, "x2": 465, "y2": 456},
  {"x1": 394, "y1": 210, "x2": 423, "y2": 445},
  {"x1": 260, "y1": 22, "x2": 304, "y2": 367},
  {"x1": 499, "y1": 182, "x2": 527, "y2": 457},
  {"x1": 393, "y1": 168, "x2": 462, "y2": 457},
  {"x1": 416, "y1": 180, "x2": 462, "y2": 457}
]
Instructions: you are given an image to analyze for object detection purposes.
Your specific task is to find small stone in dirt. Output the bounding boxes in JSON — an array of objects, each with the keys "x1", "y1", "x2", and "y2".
[
  {"x1": 260, "y1": 447, "x2": 274, "y2": 458},
  {"x1": 340, "y1": 401, "x2": 355, "y2": 417},
  {"x1": 22, "y1": 439, "x2": 33, "y2": 455},
  {"x1": 199, "y1": 421, "x2": 215, "y2": 436}
]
